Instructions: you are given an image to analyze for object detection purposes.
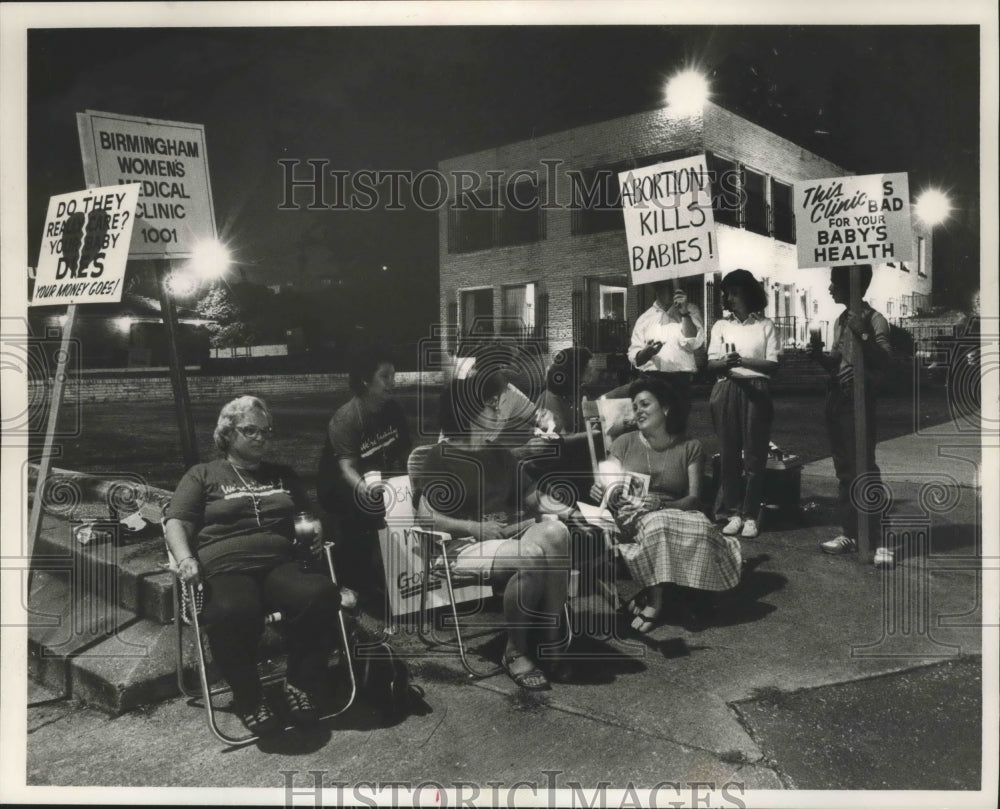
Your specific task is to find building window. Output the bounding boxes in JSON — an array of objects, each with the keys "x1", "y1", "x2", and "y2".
[
  {"x1": 886, "y1": 300, "x2": 893, "y2": 316},
  {"x1": 448, "y1": 190, "x2": 494, "y2": 254},
  {"x1": 499, "y1": 181, "x2": 544, "y2": 247},
  {"x1": 448, "y1": 184, "x2": 545, "y2": 254},
  {"x1": 498, "y1": 283, "x2": 536, "y2": 338},
  {"x1": 901, "y1": 302, "x2": 909, "y2": 317},
  {"x1": 460, "y1": 288, "x2": 494, "y2": 337},
  {"x1": 742, "y1": 168, "x2": 768, "y2": 235},
  {"x1": 571, "y1": 167, "x2": 623, "y2": 235},
  {"x1": 705, "y1": 152, "x2": 740, "y2": 227},
  {"x1": 771, "y1": 179, "x2": 795, "y2": 243},
  {"x1": 581, "y1": 275, "x2": 629, "y2": 353}
]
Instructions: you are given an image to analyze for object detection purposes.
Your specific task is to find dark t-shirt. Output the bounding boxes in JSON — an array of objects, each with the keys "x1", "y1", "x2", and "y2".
[
  {"x1": 418, "y1": 443, "x2": 532, "y2": 525},
  {"x1": 165, "y1": 459, "x2": 309, "y2": 575},
  {"x1": 316, "y1": 397, "x2": 411, "y2": 520}
]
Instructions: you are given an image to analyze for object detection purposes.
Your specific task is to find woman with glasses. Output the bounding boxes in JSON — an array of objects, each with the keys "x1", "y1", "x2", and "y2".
[
  {"x1": 165, "y1": 395, "x2": 341, "y2": 737},
  {"x1": 317, "y1": 345, "x2": 412, "y2": 603}
]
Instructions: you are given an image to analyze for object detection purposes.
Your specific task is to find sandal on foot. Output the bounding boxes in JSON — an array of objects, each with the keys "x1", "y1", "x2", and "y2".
[
  {"x1": 620, "y1": 594, "x2": 645, "y2": 617},
  {"x1": 501, "y1": 652, "x2": 551, "y2": 692},
  {"x1": 630, "y1": 606, "x2": 661, "y2": 635}
]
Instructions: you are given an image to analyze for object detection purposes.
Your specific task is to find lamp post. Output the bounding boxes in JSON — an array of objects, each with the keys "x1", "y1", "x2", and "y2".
[{"x1": 158, "y1": 239, "x2": 230, "y2": 468}]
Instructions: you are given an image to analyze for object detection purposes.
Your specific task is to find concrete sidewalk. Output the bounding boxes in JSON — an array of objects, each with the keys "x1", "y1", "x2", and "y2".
[{"x1": 23, "y1": 427, "x2": 989, "y2": 793}]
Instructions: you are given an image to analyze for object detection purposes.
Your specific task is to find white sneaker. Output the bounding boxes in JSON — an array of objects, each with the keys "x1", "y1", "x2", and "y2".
[
  {"x1": 874, "y1": 547, "x2": 895, "y2": 568},
  {"x1": 820, "y1": 535, "x2": 858, "y2": 555},
  {"x1": 722, "y1": 516, "x2": 743, "y2": 536},
  {"x1": 740, "y1": 519, "x2": 759, "y2": 539}
]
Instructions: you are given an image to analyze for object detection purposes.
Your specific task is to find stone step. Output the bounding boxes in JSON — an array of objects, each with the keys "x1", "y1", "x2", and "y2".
[
  {"x1": 27, "y1": 569, "x2": 181, "y2": 714},
  {"x1": 34, "y1": 512, "x2": 175, "y2": 625}
]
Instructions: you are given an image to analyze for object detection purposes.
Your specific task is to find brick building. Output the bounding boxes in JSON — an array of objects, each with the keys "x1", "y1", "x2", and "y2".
[{"x1": 437, "y1": 101, "x2": 933, "y2": 371}]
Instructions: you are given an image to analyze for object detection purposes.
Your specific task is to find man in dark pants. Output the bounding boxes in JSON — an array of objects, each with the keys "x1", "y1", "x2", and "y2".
[{"x1": 808, "y1": 264, "x2": 894, "y2": 564}]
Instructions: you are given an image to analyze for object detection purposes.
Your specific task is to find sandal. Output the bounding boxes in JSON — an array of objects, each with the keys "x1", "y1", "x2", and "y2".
[
  {"x1": 501, "y1": 651, "x2": 551, "y2": 692},
  {"x1": 620, "y1": 594, "x2": 645, "y2": 617},
  {"x1": 630, "y1": 606, "x2": 661, "y2": 635}
]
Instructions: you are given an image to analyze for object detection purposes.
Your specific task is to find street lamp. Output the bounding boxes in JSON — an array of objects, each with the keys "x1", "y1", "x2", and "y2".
[
  {"x1": 665, "y1": 69, "x2": 710, "y2": 116},
  {"x1": 914, "y1": 188, "x2": 952, "y2": 227},
  {"x1": 188, "y1": 238, "x2": 231, "y2": 281},
  {"x1": 166, "y1": 271, "x2": 199, "y2": 298}
]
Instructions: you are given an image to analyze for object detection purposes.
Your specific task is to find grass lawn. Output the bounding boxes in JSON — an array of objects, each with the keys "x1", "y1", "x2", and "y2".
[{"x1": 31, "y1": 383, "x2": 964, "y2": 496}]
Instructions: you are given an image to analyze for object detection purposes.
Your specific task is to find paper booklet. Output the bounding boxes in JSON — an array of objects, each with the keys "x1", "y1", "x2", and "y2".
[{"x1": 576, "y1": 470, "x2": 650, "y2": 527}]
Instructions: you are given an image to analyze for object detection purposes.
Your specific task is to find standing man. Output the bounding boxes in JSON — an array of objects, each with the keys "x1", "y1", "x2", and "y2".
[
  {"x1": 808, "y1": 264, "x2": 893, "y2": 563},
  {"x1": 606, "y1": 280, "x2": 704, "y2": 401}
]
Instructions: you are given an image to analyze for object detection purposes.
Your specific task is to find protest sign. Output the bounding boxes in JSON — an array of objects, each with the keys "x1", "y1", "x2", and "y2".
[
  {"x1": 794, "y1": 172, "x2": 913, "y2": 268},
  {"x1": 30, "y1": 184, "x2": 140, "y2": 306},
  {"x1": 77, "y1": 110, "x2": 217, "y2": 259},
  {"x1": 619, "y1": 154, "x2": 719, "y2": 285}
]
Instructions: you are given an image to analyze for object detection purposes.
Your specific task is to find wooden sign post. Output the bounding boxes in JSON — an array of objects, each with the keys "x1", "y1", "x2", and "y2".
[
  {"x1": 26, "y1": 304, "x2": 77, "y2": 566},
  {"x1": 850, "y1": 266, "x2": 871, "y2": 562}
]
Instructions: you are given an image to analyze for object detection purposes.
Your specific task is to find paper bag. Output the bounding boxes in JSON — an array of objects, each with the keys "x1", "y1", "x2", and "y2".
[{"x1": 378, "y1": 475, "x2": 493, "y2": 619}]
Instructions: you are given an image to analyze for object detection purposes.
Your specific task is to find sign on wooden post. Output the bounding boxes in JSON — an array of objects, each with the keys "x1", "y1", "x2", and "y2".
[{"x1": 619, "y1": 154, "x2": 720, "y2": 285}]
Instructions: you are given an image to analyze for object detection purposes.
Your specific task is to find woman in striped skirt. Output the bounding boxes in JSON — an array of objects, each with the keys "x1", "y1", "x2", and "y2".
[{"x1": 589, "y1": 377, "x2": 741, "y2": 634}]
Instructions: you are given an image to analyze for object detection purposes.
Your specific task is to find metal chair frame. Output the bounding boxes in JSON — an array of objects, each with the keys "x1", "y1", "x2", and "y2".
[
  {"x1": 171, "y1": 542, "x2": 357, "y2": 745},
  {"x1": 410, "y1": 525, "x2": 574, "y2": 679}
]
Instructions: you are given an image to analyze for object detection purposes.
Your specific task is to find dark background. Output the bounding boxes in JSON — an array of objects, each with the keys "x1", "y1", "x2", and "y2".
[{"x1": 27, "y1": 25, "x2": 981, "y2": 345}]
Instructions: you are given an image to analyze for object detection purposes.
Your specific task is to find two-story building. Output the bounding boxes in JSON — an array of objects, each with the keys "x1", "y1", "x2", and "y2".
[{"x1": 437, "y1": 101, "x2": 933, "y2": 374}]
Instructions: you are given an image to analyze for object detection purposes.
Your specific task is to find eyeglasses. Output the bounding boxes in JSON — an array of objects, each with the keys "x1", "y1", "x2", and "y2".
[{"x1": 235, "y1": 424, "x2": 274, "y2": 440}]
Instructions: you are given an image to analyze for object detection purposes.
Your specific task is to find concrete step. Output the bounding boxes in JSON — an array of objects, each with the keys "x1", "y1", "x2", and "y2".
[
  {"x1": 34, "y1": 512, "x2": 175, "y2": 625},
  {"x1": 27, "y1": 569, "x2": 181, "y2": 714}
]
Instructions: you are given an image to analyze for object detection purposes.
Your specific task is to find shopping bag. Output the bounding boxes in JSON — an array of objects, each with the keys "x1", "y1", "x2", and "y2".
[{"x1": 377, "y1": 475, "x2": 492, "y2": 619}]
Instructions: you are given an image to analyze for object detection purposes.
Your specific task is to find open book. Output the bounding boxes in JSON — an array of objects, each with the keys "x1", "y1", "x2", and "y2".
[{"x1": 576, "y1": 469, "x2": 650, "y2": 527}]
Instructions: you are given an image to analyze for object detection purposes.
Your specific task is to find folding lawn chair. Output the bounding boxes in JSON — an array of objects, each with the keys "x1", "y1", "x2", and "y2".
[{"x1": 167, "y1": 541, "x2": 358, "y2": 745}]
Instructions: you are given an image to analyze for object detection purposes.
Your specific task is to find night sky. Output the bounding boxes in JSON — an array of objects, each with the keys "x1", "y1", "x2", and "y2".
[{"x1": 24, "y1": 22, "x2": 982, "y2": 334}]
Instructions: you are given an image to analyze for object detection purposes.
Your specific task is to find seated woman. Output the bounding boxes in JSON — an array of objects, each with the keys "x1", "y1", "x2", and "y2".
[
  {"x1": 589, "y1": 378, "x2": 741, "y2": 634},
  {"x1": 416, "y1": 376, "x2": 573, "y2": 692},
  {"x1": 165, "y1": 396, "x2": 340, "y2": 737},
  {"x1": 317, "y1": 345, "x2": 412, "y2": 603}
]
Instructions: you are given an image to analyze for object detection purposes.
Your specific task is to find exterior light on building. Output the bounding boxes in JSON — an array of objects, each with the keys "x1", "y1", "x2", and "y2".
[
  {"x1": 914, "y1": 188, "x2": 952, "y2": 227},
  {"x1": 665, "y1": 70, "x2": 710, "y2": 116},
  {"x1": 189, "y1": 239, "x2": 231, "y2": 280},
  {"x1": 114, "y1": 316, "x2": 133, "y2": 333}
]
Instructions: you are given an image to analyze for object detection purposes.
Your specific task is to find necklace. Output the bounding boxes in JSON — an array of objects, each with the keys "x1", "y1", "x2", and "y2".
[{"x1": 229, "y1": 461, "x2": 262, "y2": 527}]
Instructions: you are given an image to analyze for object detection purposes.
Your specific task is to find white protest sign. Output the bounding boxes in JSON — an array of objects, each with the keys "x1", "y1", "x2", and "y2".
[
  {"x1": 794, "y1": 172, "x2": 912, "y2": 268},
  {"x1": 77, "y1": 110, "x2": 217, "y2": 259},
  {"x1": 31, "y1": 184, "x2": 140, "y2": 306},
  {"x1": 619, "y1": 154, "x2": 719, "y2": 285}
]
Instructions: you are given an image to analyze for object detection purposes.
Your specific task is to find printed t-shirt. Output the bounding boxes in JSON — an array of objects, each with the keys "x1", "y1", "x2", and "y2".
[
  {"x1": 165, "y1": 459, "x2": 308, "y2": 575},
  {"x1": 317, "y1": 397, "x2": 411, "y2": 519}
]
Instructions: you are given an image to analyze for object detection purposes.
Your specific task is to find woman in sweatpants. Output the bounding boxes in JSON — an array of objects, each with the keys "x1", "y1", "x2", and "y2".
[{"x1": 706, "y1": 270, "x2": 779, "y2": 540}]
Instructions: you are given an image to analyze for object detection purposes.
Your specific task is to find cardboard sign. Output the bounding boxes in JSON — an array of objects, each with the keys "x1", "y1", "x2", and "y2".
[
  {"x1": 30, "y1": 184, "x2": 140, "y2": 306},
  {"x1": 794, "y1": 172, "x2": 913, "y2": 268},
  {"x1": 77, "y1": 110, "x2": 217, "y2": 259},
  {"x1": 378, "y1": 475, "x2": 492, "y2": 619},
  {"x1": 619, "y1": 154, "x2": 719, "y2": 285}
]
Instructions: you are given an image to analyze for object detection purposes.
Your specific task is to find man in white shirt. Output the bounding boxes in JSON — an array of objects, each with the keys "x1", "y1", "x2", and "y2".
[{"x1": 605, "y1": 280, "x2": 704, "y2": 401}]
